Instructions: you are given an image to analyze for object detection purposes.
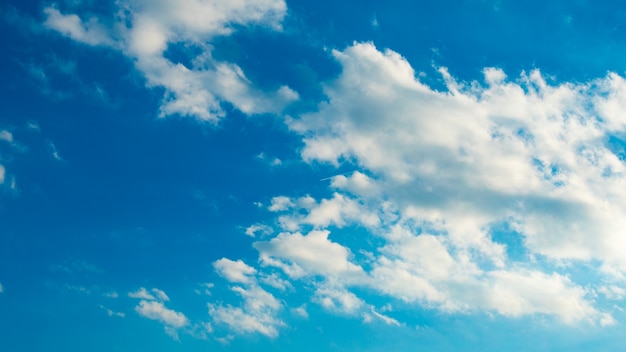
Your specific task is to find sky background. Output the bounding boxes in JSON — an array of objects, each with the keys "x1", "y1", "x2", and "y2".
[{"x1": 2, "y1": 0, "x2": 626, "y2": 351}]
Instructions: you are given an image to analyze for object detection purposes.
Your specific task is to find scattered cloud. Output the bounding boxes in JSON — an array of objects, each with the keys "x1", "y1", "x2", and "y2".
[
  {"x1": 43, "y1": 6, "x2": 113, "y2": 46},
  {"x1": 289, "y1": 42, "x2": 626, "y2": 273},
  {"x1": 0, "y1": 130, "x2": 13, "y2": 143},
  {"x1": 213, "y1": 258, "x2": 257, "y2": 285},
  {"x1": 209, "y1": 258, "x2": 285, "y2": 338},
  {"x1": 128, "y1": 287, "x2": 156, "y2": 301},
  {"x1": 244, "y1": 223, "x2": 273, "y2": 238},
  {"x1": 41, "y1": 0, "x2": 298, "y2": 121},
  {"x1": 291, "y1": 304, "x2": 308, "y2": 318},
  {"x1": 100, "y1": 305, "x2": 125, "y2": 318},
  {"x1": 135, "y1": 300, "x2": 189, "y2": 328},
  {"x1": 151, "y1": 288, "x2": 170, "y2": 302},
  {"x1": 209, "y1": 287, "x2": 283, "y2": 338}
]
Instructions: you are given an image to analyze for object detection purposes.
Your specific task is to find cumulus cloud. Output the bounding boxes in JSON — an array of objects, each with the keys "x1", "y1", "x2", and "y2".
[
  {"x1": 209, "y1": 258, "x2": 286, "y2": 338},
  {"x1": 254, "y1": 229, "x2": 366, "y2": 281},
  {"x1": 289, "y1": 42, "x2": 626, "y2": 272},
  {"x1": 258, "y1": 41, "x2": 626, "y2": 324},
  {"x1": 209, "y1": 285, "x2": 284, "y2": 338},
  {"x1": 43, "y1": 7, "x2": 112, "y2": 46},
  {"x1": 135, "y1": 300, "x2": 189, "y2": 328},
  {"x1": 213, "y1": 258, "x2": 257, "y2": 284},
  {"x1": 128, "y1": 287, "x2": 157, "y2": 300},
  {"x1": 42, "y1": 0, "x2": 297, "y2": 121}
]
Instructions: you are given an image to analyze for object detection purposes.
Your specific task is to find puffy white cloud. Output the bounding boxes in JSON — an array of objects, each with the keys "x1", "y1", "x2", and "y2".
[
  {"x1": 0, "y1": 282, "x2": 3, "y2": 293},
  {"x1": 135, "y1": 300, "x2": 189, "y2": 328},
  {"x1": 289, "y1": 42, "x2": 626, "y2": 272},
  {"x1": 213, "y1": 258, "x2": 257, "y2": 284},
  {"x1": 128, "y1": 287, "x2": 156, "y2": 300},
  {"x1": 254, "y1": 229, "x2": 366, "y2": 281},
  {"x1": 268, "y1": 196, "x2": 294, "y2": 212},
  {"x1": 209, "y1": 285, "x2": 284, "y2": 338},
  {"x1": 259, "y1": 272, "x2": 292, "y2": 291},
  {"x1": 0, "y1": 165, "x2": 4, "y2": 184},
  {"x1": 209, "y1": 258, "x2": 286, "y2": 338},
  {"x1": 313, "y1": 284, "x2": 364, "y2": 315},
  {"x1": 42, "y1": 0, "x2": 297, "y2": 121},
  {"x1": 43, "y1": 7, "x2": 112, "y2": 46}
]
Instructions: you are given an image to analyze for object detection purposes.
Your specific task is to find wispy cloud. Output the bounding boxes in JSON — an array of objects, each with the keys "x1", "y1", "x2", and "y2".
[{"x1": 41, "y1": 0, "x2": 298, "y2": 121}]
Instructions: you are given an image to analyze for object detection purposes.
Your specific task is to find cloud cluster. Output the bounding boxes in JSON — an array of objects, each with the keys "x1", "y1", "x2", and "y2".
[
  {"x1": 209, "y1": 258, "x2": 285, "y2": 338},
  {"x1": 129, "y1": 287, "x2": 189, "y2": 338},
  {"x1": 289, "y1": 42, "x2": 626, "y2": 272},
  {"x1": 42, "y1": 0, "x2": 297, "y2": 121},
  {"x1": 217, "y1": 41, "x2": 626, "y2": 333}
]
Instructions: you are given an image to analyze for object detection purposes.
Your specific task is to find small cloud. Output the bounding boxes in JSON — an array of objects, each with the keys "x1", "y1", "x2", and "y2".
[
  {"x1": 599, "y1": 285, "x2": 626, "y2": 300},
  {"x1": 244, "y1": 224, "x2": 273, "y2": 238},
  {"x1": 291, "y1": 304, "x2": 308, "y2": 319},
  {"x1": 196, "y1": 282, "x2": 214, "y2": 296},
  {"x1": 151, "y1": 288, "x2": 170, "y2": 302},
  {"x1": 0, "y1": 130, "x2": 13, "y2": 143},
  {"x1": 128, "y1": 287, "x2": 156, "y2": 301},
  {"x1": 260, "y1": 272, "x2": 292, "y2": 291},
  {"x1": 100, "y1": 305, "x2": 125, "y2": 318},
  {"x1": 48, "y1": 141, "x2": 63, "y2": 161},
  {"x1": 268, "y1": 196, "x2": 294, "y2": 212},
  {"x1": 213, "y1": 258, "x2": 256, "y2": 284},
  {"x1": 215, "y1": 334, "x2": 234, "y2": 345},
  {"x1": 371, "y1": 15, "x2": 379, "y2": 28},
  {"x1": 26, "y1": 121, "x2": 40, "y2": 131},
  {"x1": 135, "y1": 300, "x2": 189, "y2": 328},
  {"x1": 0, "y1": 282, "x2": 3, "y2": 293},
  {"x1": 256, "y1": 152, "x2": 283, "y2": 166},
  {"x1": 103, "y1": 291, "x2": 118, "y2": 298}
]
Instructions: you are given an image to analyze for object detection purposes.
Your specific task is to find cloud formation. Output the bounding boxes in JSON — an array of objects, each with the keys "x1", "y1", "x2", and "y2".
[
  {"x1": 209, "y1": 258, "x2": 285, "y2": 338},
  {"x1": 130, "y1": 287, "x2": 189, "y2": 338},
  {"x1": 42, "y1": 0, "x2": 297, "y2": 121},
  {"x1": 217, "y1": 41, "x2": 626, "y2": 332},
  {"x1": 290, "y1": 42, "x2": 626, "y2": 271}
]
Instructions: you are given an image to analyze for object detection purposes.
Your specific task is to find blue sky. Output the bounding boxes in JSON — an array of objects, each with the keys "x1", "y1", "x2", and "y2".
[{"x1": 2, "y1": 0, "x2": 626, "y2": 350}]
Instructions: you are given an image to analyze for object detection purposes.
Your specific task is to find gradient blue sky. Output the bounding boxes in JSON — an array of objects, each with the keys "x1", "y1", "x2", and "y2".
[{"x1": 2, "y1": 0, "x2": 626, "y2": 351}]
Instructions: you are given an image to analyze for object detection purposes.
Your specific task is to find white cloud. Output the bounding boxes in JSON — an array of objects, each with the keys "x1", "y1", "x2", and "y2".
[
  {"x1": 151, "y1": 288, "x2": 170, "y2": 302},
  {"x1": 599, "y1": 285, "x2": 626, "y2": 300},
  {"x1": 259, "y1": 272, "x2": 292, "y2": 291},
  {"x1": 0, "y1": 282, "x2": 3, "y2": 293},
  {"x1": 42, "y1": 0, "x2": 297, "y2": 121},
  {"x1": 254, "y1": 230, "x2": 366, "y2": 281},
  {"x1": 209, "y1": 258, "x2": 286, "y2": 337},
  {"x1": 209, "y1": 285, "x2": 284, "y2": 338},
  {"x1": 100, "y1": 305, "x2": 125, "y2": 318},
  {"x1": 128, "y1": 287, "x2": 156, "y2": 300},
  {"x1": 268, "y1": 196, "x2": 294, "y2": 212},
  {"x1": 0, "y1": 165, "x2": 4, "y2": 185},
  {"x1": 213, "y1": 258, "x2": 257, "y2": 284},
  {"x1": 313, "y1": 284, "x2": 364, "y2": 315},
  {"x1": 43, "y1": 7, "x2": 112, "y2": 46},
  {"x1": 0, "y1": 130, "x2": 13, "y2": 143},
  {"x1": 135, "y1": 300, "x2": 189, "y2": 328},
  {"x1": 245, "y1": 223, "x2": 274, "y2": 238},
  {"x1": 289, "y1": 42, "x2": 626, "y2": 271},
  {"x1": 291, "y1": 304, "x2": 308, "y2": 318}
]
